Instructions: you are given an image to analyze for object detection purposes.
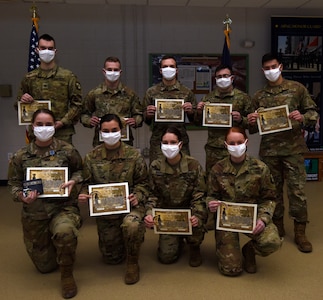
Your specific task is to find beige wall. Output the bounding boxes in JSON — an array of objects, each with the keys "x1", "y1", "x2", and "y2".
[{"x1": 0, "y1": 3, "x2": 320, "y2": 178}]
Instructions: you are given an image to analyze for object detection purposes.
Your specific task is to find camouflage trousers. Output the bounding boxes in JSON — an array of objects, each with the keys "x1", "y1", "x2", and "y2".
[
  {"x1": 96, "y1": 209, "x2": 145, "y2": 264},
  {"x1": 215, "y1": 222, "x2": 281, "y2": 276},
  {"x1": 21, "y1": 206, "x2": 81, "y2": 273},
  {"x1": 158, "y1": 226, "x2": 205, "y2": 264},
  {"x1": 261, "y1": 154, "x2": 308, "y2": 222}
]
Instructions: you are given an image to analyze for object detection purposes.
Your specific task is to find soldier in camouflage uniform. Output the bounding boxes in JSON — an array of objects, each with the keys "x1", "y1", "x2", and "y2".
[
  {"x1": 248, "y1": 53, "x2": 318, "y2": 253},
  {"x1": 78, "y1": 114, "x2": 149, "y2": 285},
  {"x1": 7, "y1": 109, "x2": 83, "y2": 299},
  {"x1": 81, "y1": 56, "x2": 143, "y2": 147},
  {"x1": 207, "y1": 127, "x2": 281, "y2": 276},
  {"x1": 16, "y1": 34, "x2": 82, "y2": 145},
  {"x1": 144, "y1": 127, "x2": 207, "y2": 267},
  {"x1": 143, "y1": 55, "x2": 197, "y2": 163},
  {"x1": 196, "y1": 64, "x2": 253, "y2": 230}
]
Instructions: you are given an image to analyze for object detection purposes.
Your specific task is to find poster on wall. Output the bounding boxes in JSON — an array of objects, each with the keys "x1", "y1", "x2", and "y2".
[{"x1": 271, "y1": 16, "x2": 323, "y2": 150}]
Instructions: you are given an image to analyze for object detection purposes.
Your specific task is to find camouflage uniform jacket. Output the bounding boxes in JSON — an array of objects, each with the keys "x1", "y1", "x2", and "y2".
[
  {"x1": 7, "y1": 138, "x2": 83, "y2": 220},
  {"x1": 146, "y1": 153, "x2": 207, "y2": 223},
  {"x1": 82, "y1": 142, "x2": 150, "y2": 215},
  {"x1": 80, "y1": 82, "x2": 143, "y2": 144},
  {"x1": 16, "y1": 64, "x2": 83, "y2": 136},
  {"x1": 143, "y1": 81, "x2": 197, "y2": 145},
  {"x1": 252, "y1": 79, "x2": 318, "y2": 156},
  {"x1": 206, "y1": 155, "x2": 277, "y2": 226},
  {"x1": 197, "y1": 87, "x2": 252, "y2": 149}
]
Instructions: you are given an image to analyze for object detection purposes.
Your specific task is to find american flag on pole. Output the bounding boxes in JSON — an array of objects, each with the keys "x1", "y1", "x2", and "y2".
[
  {"x1": 221, "y1": 15, "x2": 232, "y2": 67},
  {"x1": 28, "y1": 14, "x2": 40, "y2": 72}
]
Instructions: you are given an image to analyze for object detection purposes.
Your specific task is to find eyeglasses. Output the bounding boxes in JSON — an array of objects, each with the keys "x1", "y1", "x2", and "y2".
[{"x1": 215, "y1": 74, "x2": 232, "y2": 79}]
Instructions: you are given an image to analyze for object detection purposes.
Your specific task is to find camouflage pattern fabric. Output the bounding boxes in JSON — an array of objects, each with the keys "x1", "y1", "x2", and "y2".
[
  {"x1": 15, "y1": 64, "x2": 83, "y2": 144},
  {"x1": 146, "y1": 152, "x2": 207, "y2": 263},
  {"x1": 143, "y1": 81, "x2": 197, "y2": 163},
  {"x1": 252, "y1": 79, "x2": 318, "y2": 222},
  {"x1": 206, "y1": 155, "x2": 281, "y2": 275},
  {"x1": 261, "y1": 154, "x2": 308, "y2": 222},
  {"x1": 81, "y1": 82, "x2": 143, "y2": 147},
  {"x1": 7, "y1": 138, "x2": 83, "y2": 272},
  {"x1": 82, "y1": 142, "x2": 149, "y2": 263},
  {"x1": 196, "y1": 88, "x2": 252, "y2": 175}
]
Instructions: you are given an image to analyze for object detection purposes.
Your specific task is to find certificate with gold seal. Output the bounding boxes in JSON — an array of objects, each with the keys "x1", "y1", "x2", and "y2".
[
  {"x1": 257, "y1": 104, "x2": 292, "y2": 135},
  {"x1": 26, "y1": 167, "x2": 68, "y2": 198},
  {"x1": 155, "y1": 99, "x2": 184, "y2": 122},
  {"x1": 216, "y1": 201, "x2": 257, "y2": 233},
  {"x1": 88, "y1": 182, "x2": 130, "y2": 216},
  {"x1": 18, "y1": 100, "x2": 51, "y2": 125},
  {"x1": 202, "y1": 103, "x2": 232, "y2": 127},
  {"x1": 152, "y1": 208, "x2": 192, "y2": 235}
]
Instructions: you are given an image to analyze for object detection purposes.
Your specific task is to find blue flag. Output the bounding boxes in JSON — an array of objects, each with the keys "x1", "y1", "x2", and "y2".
[
  {"x1": 221, "y1": 31, "x2": 231, "y2": 67},
  {"x1": 28, "y1": 22, "x2": 40, "y2": 72}
]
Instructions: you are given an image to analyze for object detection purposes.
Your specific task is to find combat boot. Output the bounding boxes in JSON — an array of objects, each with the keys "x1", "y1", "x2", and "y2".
[
  {"x1": 242, "y1": 241, "x2": 257, "y2": 273},
  {"x1": 124, "y1": 255, "x2": 140, "y2": 284},
  {"x1": 294, "y1": 221, "x2": 313, "y2": 253},
  {"x1": 273, "y1": 217, "x2": 285, "y2": 237},
  {"x1": 189, "y1": 245, "x2": 202, "y2": 267},
  {"x1": 60, "y1": 265, "x2": 77, "y2": 299}
]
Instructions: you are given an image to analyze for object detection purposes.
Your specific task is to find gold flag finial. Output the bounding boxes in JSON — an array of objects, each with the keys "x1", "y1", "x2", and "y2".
[
  {"x1": 30, "y1": 4, "x2": 40, "y2": 32},
  {"x1": 223, "y1": 14, "x2": 232, "y2": 31}
]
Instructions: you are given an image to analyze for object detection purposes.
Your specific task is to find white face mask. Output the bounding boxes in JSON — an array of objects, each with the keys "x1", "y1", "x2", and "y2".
[
  {"x1": 101, "y1": 131, "x2": 121, "y2": 146},
  {"x1": 33, "y1": 126, "x2": 55, "y2": 142},
  {"x1": 225, "y1": 141, "x2": 247, "y2": 158},
  {"x1": 161, "y1": 143, "x2": 181, "y2": 159},
  {"x1": 216, "y1": 77, "x2": 232, "y2": 89},
  {"x1": 263, "y1": 66, "x2": 281, "y2": 82},
  {"x1": 38, "y1": 49, "x2": 55, "y2": 63},
  {"x1": 161, "y1": 67, "x2": 177, "y2": 80},
  {"x1": 105, "y1": 71, "x2": 121, "y2": 82}
]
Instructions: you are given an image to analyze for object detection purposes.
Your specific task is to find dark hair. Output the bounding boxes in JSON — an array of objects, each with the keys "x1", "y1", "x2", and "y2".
[
  {"x1": 225, "y1": 127, "x2": 248, "y2": 141},
  {"x1": 104, "y1": 56, "x2": 121, "y2": 68},
  {"x1": 160, "y1": 55, "x2": 177, "y2": 68},
  {"x1": 99, "y1": 113, "x2": 123, "y2": 130},
  {"x1": 31, "y1": 108, "x2": 56, "y2": 124},
  {"x1": 38, "y1": 34, "x2": 56, "y2": 47},
  {"x1": 161, "y1": 126, "x2": 182, "y2": 142},
  {"x1": 262, "y1": 53, "x2": 281, "y2": 65},
  {"x1": 215, "y1": 64, "x2": 233, "y2": 75}
]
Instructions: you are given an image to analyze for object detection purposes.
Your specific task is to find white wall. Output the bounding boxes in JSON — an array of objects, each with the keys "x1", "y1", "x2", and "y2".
[{"x1": 0, "y1": 3, "x2": 321, "y2": 179}]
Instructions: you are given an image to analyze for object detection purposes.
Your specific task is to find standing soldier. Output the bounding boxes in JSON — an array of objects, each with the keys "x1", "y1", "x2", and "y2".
[
  {"x1": 16, "y1": 34, "x2": 82, "y2": 145},
  {"x1": 248, "y1": 53, "x2": 318, "y2": 252},
  {"x1": 78, "y1": 114, "x2": 149, "y2": 284},
  {"x1": 196, "y1": 64, "x2": 252, "y2": 229},
  {"x1": 143, "y1": 55, "x2": 197, "y2": 163},
  {"x1": 81, "y1": 56, "x2": 143, "y2": 148}
]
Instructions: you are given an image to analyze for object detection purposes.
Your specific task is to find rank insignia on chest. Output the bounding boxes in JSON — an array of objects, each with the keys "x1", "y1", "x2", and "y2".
[{"x1": 42, "y1": 83, "x2": 49, "y2": 90}]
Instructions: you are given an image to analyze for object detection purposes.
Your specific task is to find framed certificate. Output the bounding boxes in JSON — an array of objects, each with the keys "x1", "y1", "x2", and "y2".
[
  {"x1": 18, "y1": 100, "x2": 51, "y2": 125},
  {"x1": 26, "y1": 167, "x2": 68, "y2": 198},
  {"x1": 202, "y1": 103, "x2": 232, "y2": 127},
  {"x1": 216, "y1": 201, "x2": 257, "y2": 234},
  {"x1": 152, "y1": 208, "x2": 192, "y2": 235},
  {"x1": 155, "y1": 99, "x2": 184, "y2": 122},
  {"x1": 257, "y1": 104, "x2": 292, "y2": 135},
  {"x1": 88, "y1": 182, "x2": 130, "y2": 216}
]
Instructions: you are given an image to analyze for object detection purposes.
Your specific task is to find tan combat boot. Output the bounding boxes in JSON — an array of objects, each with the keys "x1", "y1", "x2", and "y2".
[
  {"x1": 60, "y1": 265, "x2": 77, "y2": 299},
  {"x1": 273, "y1": 217, "x2": 285, "y2": 237},
  {"x1": 189, "y1": 245, "x2": 202, "y2": 267},
  {"x1": 294, "y1": 221, "x2": 313, "y2": 253},
  {"x1": 124, "y1": 255, "x2": 140, "y2": 284},
  {"x1": 242, "y1": 241, "x2": 257, "y2": 273}
]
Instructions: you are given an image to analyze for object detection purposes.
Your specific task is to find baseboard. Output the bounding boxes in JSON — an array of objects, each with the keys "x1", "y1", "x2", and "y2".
[{"x1": 0, "y1": 180, "x2": 8, "y2": 186}]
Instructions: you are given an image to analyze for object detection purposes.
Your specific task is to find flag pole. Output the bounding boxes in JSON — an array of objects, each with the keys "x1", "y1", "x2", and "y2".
[{"x1": 221, "y1": 14, "x2": 232, "y2": 67}]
